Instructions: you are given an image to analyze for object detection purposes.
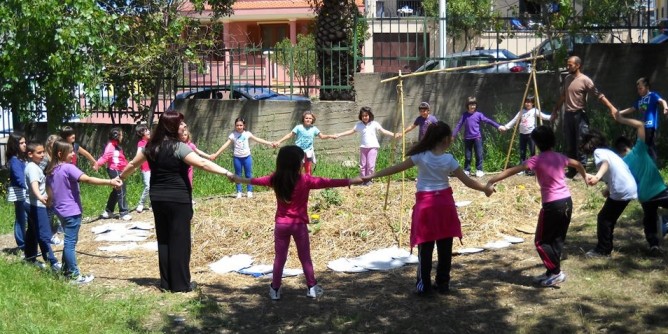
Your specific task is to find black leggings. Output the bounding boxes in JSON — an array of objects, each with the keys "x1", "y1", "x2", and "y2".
[
  {"x1": 152, "y1": 201, "x2": 194, "y2": 292},
  {"x1": 416, "y1": 238, "x2": 453, "y2": 293}
]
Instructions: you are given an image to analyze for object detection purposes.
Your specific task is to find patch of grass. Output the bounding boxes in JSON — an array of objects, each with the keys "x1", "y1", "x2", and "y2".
[{"x1": 0, "y1": 255, "x2": 202, "y2": 333}]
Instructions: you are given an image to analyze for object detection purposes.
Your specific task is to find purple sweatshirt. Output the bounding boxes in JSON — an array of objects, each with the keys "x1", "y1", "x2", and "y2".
[{"x1": 453, "y1": 110, "x2": 501, "y2": 140}]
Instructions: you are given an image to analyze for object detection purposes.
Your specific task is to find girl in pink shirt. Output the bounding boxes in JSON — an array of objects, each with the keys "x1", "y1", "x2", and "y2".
[
  {"x1": 135, "y1": 125, "x2": 151, "y2": 212},
  {"x1": 96, "y1": 128, "x2": 131, "y2": 220},
  {"x1": 487, "y1": 126, "x2": 586, "y2": 288},
  {"x1": 179, "y1": 126, "x2": 213, "y2": 188},
  {"x1": 232, "y1": 145, "x2": 362, "y2": 300}
]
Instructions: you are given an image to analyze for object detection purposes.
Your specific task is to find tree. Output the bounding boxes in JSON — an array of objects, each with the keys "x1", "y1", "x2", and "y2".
[
  {"x1": 307, "y1": 0, "x2": 366, "y2": 101},
  {"x1": 0, "y1": 0, "x2": 118, "y2": 129},
  {"x1": 274, "y1": 34, "x2": 318, "y2": 96},
  {"x1": 422, "y1": 0, "x2": 497, "y2": 52}
]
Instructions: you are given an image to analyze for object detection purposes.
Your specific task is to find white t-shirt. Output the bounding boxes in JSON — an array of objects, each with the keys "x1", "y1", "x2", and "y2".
[
  {"x1": 504, "y1": 108, "x2": 551, "y2": 134},
  {"x1": 229, "y1": 131, "x2": 252, "y2": 158},
  {"x1": 411, "y1": 151, "x2": 459, "y2": 192},
  {"x1": 354, "y1": 121, "x2": 386, "y2": 148},
  {"x1": 593, "y1": 148, "x2": 638, "y2": 201}
]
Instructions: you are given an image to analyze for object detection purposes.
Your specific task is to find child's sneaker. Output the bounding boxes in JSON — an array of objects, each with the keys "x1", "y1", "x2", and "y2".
[
  {"x1": 120, "y1": 214, "x2": 132, "y2": 221},
  {"x1": 71, "y1": 274, "x2": 95, "y2": 285},
  {"x1": 50, "y1": 235, "x2": 62, "y2": 246},
  {"x1": 236, "y1": 192, "x2": 243, "y2": 199},
  {"x1": 136, "y1": 204, "x2": 144, "y2": 213},
  {"x1": 51, "y1": 262, "x2": 62, "y2": 272},
  {"x1": 532, "y1": 271, "x2": 550, "y2": 283},
  {"x1": 100, "y1": 211, "x2": 111, "y2": 219},
  {"x1": 464, "y1": 170, "x2": 470, "y2": 176},
  {"x1": 306, "y1": 284, "x2": 324, "y2": 298},
  {"x1": 475, "y1": 170, "x2": 485, "y2": 177},
  {"x1": 269, "y1": 285, "x2": 281, "y2": 300},
  {"x1": 541, "y1": 271, "x2": 566, "y2": 287},
  {"x1": 247, "y1": 192, "x2": 253, "y2": 198}
]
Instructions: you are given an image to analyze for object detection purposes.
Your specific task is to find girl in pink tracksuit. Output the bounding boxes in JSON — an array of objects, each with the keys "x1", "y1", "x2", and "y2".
[{"x1": 96, "y1": 128, "x2": 130, "y2": 220}]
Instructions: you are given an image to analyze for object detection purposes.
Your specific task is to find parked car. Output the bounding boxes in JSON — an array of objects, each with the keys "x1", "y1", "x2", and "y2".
[
  {"x1": 519, "y1": 34, "x2": 599, "y2": 68},
  {"x1": 415, "y1": 49, "x2": 530, "y2": 73},
  {"x1": 167, "y1": 84, "x2": 310, "y2": 111}
]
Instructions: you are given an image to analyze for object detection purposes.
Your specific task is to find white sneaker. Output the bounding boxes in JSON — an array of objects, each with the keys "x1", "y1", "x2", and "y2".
[
  {"x1": 236, "y1": 192, "x2": 243, "y2": 199},
  {"x1": 475, "y1": 170, "x2": 485, "y2": 177},
  {"x1": 247, "y1": 192, "x2": 253, "y2": 198},
  {"x1": 464, "y1": 171, "x2": 470, "y2": 176},
  {"x1": 51, "y1": 262, "x2": 62, "y2": 272},
  {"x1": 71, "y1": 274, "x2": 95, "y2": 285},
  {"x1": 306, "y1": 284, "x2": 324, "y2": 298},
  {"x1": 50, "y1": 235, "x2": 62, "y2": 246},
  {"x1": 269, "y1": 285, "x2": 281, "y2": 300},
  {"x1": 136, "y1": 204, "x2": 144, "y2": 213},
  {"x1": 120, "y1": 214, "x2": 132, "y2": 221},
  {"x1": 100, "y1": 211, "x2": 111, "y2": 219}
]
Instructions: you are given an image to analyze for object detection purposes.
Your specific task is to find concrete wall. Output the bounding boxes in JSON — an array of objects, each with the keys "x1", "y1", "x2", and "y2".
[{"x1": 23, "y1": 43, "x2": 668, "y2": 162}]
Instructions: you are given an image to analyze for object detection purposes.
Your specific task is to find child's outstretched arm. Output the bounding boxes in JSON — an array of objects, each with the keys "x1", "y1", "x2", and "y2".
[
  {"x1": 586, "y1": 160, "x2": 609, "y2": 186},
  {"x1": 120, "y1": 150, "x2": 148, "y2": 180},
  {"x1": 333, "y1": 128, "x2": 355, "y2": 139},
  {"x1": 250, "y1": 134, "x2": 275, "y2": 147},
  {"x1": 614, "y1": 111, "x2": 646, "y2": 142},
  {"x1": 273, "y1": 131, "x2": 294, "y2": 147},
  {"x1": 77, "y1": 146, "x2": 98, "y2": 169},
  {"x1": 487, "y1": 165, "x2": 527, "y2": 185},
  {"x1": 363, "y1": 158, "x2": 415, "y2": 182},
  {"x1": 452, "y1": 168, "x2": 494, "y2": 197},
  {"x1": 211, "y1": 139, "x2": 233, "y2": 160},
  {"x1": 184, "y1": 152, "x2": 233, "y2": 177},
  {"x1": 192, "y1": 146, "x2": 213, "y2": 160},
  {"x1": 349, "y1": 176, "x2": 364, "y2": 185},
  {"x1": 230, "y1": 174, "x2": 251, "y2": 184},
  {"x1": 567, "y1": 159, "x2": 587, "y2": 185},
  {"x1": 79, "y1": 174, "x2": 123, "y2": 187},
  {"x1": 317, "y1": 132, "x2": 336, "y2": 140}
]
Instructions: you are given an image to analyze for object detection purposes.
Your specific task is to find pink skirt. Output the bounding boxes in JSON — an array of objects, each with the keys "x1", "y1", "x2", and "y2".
[{"x1": 410, "y1": 188, "x2": 462, "y2": 248}]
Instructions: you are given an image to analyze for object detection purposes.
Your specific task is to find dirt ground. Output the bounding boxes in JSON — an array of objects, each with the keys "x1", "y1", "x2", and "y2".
[{"x1": 2, "y1": 174, "x2": 667, "y2": 333}]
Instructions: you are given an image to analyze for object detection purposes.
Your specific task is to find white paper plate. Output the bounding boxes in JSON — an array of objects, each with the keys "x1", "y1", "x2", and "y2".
[
  {"x1": 455, "y1": 201, "x2": 472, "y2": 207},
  {"x1": 483, "y1": 240, "x2": 512, "y2": 250},
  {"x1": 503, "y1": 235, "x2": 525, "y2": 244},
  {"x1": 327, "y1": 258, "x2": 369, "y2": 273},
  {"x1": 209, "y1": 254, "x2": 254, "y2": 274},
  {"x1": 456, "y1": 247, "x2": 484, "y2": 254}
]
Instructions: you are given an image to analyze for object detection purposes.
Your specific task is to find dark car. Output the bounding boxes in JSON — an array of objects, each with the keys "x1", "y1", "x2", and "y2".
[
  {"x1": 416, "y1": 49, "x2": 530, "y2": 73},
  {"x1": 519, "y1": 34, "x2": 599, "y2": 68},
  {"x1": 176, "y1": 85, "x2": 309, "y2": 101}
]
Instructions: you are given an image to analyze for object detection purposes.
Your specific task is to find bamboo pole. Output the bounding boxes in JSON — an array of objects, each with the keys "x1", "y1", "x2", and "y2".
[
  {"x1": 381, "y1": 55, "x2": 545, "y2": 83},
  {"x1": 531, "y1": 65, "x2": 544, "y2": 126},
  {"x1": 502, "y1": 68, "x2": 534, "y2": 171}
]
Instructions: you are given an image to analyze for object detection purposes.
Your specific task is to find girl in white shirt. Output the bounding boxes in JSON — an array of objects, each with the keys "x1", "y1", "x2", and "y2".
[
  {"x1": 335, "y1": 107, "x2": 400, "y2": 183},
  {"x1": 504, "y1": 96, "x2": 551, "y2": 174},
  {"x1": 211, "y1": 117, "x2": 275, "y2": 198}
]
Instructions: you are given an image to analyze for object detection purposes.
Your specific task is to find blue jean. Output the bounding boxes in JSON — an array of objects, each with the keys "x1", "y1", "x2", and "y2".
[
  {"x1": 233, "y1": 155, "x2": 253, "y2": 193},
  {"x1": 61, "y1": 215, "x2": 82, "y2": 277},
  {"x1": 464, "y1": 137, "x2": 484, "y2": 172},
  {"x1": 106, "y1": 168, "x2": 129, "y2": 215},
  {"x1": 13, "y1": 200, "x2": 29, "y2": 249},
  {"x1": 25, "y1": 205, "x2": 58, "y2": 266},
  {"x1": 138, "y1": 171, "x2": 151, "y2": 206}
]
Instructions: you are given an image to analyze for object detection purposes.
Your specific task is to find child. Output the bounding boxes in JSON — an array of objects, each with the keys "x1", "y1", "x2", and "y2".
[
  {"x1": 503, "y1": 95, "x2": 551, "y2": 175},
  {"x1": 135, "y1": 125, "x2": 151, "y2": 212},
  {"x1": 453, "y1": 97, "x2": 506, "y2": 177},
  {"x1": 402, "y1": 101, "x2": 438, "y2": 141},
  {"x1": 231, "y1": 145, "x2": 362, "y2": 300},
  {"x1": 487, "y1": 126, "x2": 586, "y2": 287},
  {"x1": 180, "y1": 125, "x2": 213, "y2": 188},
  {"x1": 618, "y1": 77, "x2": 668, "y2": 162},
  {"x1": 273, "y1": 111, "x2": 336, "y2": 175},
  {"x1": 613, "y1": 111, "x2": 668, "y2": 256},
  {"x1": 46, "y1": 140, "x2": 122, "y2": 283},
  {"x1": 363, "y1": 121, "x2": 494, "y2": 296},
  {"x1": 210, "y1": 117, "x2": 274, "y2": 198},
  {"x1": 41, "y1": 134, "x2": 64, "y2": 245},
  {"x1": 580, "y1": 130, "x2": 638, "y2": 257},
  {"x1": 96, "y1": 128, "x2": 131, "y2": 220},
  {"x1": 24, "y1": 142, "x2": 61, "y2": 270},
  {"x1": 59, "y1": 126, "x2": 98, "y2": 168},
  {"x1": 6, "y1": 132, "x2": 29, "y2": 251},
  {"x1": 334, "y1": 106, "x2": 400, "y2": 182}
]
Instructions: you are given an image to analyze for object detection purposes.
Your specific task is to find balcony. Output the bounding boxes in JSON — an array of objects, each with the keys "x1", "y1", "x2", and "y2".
[{"x1": 373, "y1": 0, "x2": 425, "y2": 18}]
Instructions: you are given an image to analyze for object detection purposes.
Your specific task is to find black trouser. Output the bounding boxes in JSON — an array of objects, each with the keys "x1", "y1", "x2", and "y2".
[
  {"x1": 594, "y1": 198, "x2": 631, "y2": 254},
  {"x1": 519, "y1": 133, "x2": 535, "y2": 164},
  {"x1": 105, "y1": 169, "x2": 129, "y2": 215},
  {"x1": 535, "y1": 197, "x2": 572, "y2": 275},
  {"x1": 646, "y1": 128, "x2": 657, "y2": 163},
  {"x1": 416, "y1": 238, "x2": 453, "y2": 293},
  {"x1": 641, "y1": 189, "x2": 668, "y2": 247},
  {"x1": 152, "y1": 201, "x2": 193, "y2": 292},
  {"x1": 563, "y1": 110, "x2": 589, "y2": 176}
]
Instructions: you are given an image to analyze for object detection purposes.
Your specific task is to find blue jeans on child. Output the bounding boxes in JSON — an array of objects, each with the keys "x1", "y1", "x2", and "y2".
[
  {"x1": 25, "y1": 205, "x2": 58, "y2": 266},
  {"x1": 61, "y1": 215, "x2": 82, "y2": 277},
  {"x1": 233, "y1": 155, "x2": 253, "y2": 193},
  {"x1": 464, "y1": 137, "x2": 484, "y2": 172},
  {"x1": 14, "y1": 201, "x2": 29, "y2": 250},
  {"x1": 139, "y1": 171, "x2": 151, "y2": 206}
]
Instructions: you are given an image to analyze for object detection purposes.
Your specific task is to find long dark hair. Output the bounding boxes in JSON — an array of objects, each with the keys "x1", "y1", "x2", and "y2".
[
  {"x1": 5, "y1": 132, "x2": 25, "y2": 164},
  {"x1": 531, "y1": 126, "x2": 555, "y2": 152},
  {"x1": 270, "y1": 145, "x2": 305, "y2": 203},
  {"x1": 145, "y1": 112, "x2": 184, "y2": 160},
  {"x1": 406, "y1": 121, "x2": 452, "y2": 156},
  {"x1": 45, "y1": 140, "x2": 73, "y2": 176},
  {"x1": 580, "y1": 129, "x2": 608, "y2": 155}
]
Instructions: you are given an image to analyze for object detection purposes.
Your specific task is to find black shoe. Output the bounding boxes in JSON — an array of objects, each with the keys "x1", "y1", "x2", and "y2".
[{"x1": 432, "y1": 283, "x2": 450, "y2": 295}]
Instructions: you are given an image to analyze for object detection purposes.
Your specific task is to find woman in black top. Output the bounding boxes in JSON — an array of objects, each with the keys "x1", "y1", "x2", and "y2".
[{"x1": 120, "y1": 112, "x2": 233, "y2": 292}]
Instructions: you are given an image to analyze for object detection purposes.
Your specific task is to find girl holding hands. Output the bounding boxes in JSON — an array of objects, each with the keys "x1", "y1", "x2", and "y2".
[{"x1": 273, "y1": 111, "x2": 336, "y2": 175}]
